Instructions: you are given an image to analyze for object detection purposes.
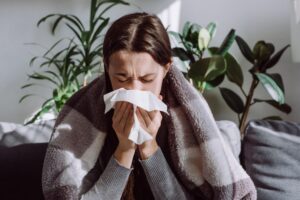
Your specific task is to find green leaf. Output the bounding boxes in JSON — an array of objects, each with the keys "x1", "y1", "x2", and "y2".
[
  {"x1": 37, "y1": 14, "x2": 56, "y2": 27},
  {"x1": 91, "y1": 0, "x2": 99, "y2": 20},
  {"x1": 172, "y1": 47, "x2": 190, "y2": 61},
  {"x1": 204, "y1": 74, "x2": 225, "y2": 90},
  {"x1": 168, "y1": 31, "x2": 182, "y2": 42},
  {"x1": 253, "y1": 41, "x2": 263, "y2": 59},
  {"x1": 66, "y1": 23, "x2": 83, "y2": 43},
  {"x1": 41, "y1": 98, "x2": 54, "y2": 108},
  {"x1": 206, "y1": 22, "x2": 217, "y2": 38},
  {"x1": 68, "y1": 15, "x2": 84, "y2": 30},
  {"x1": 235, "y1": 35, "x2": 255, "y2": 63},
  {"x1": 44, "y1": 70, "x2": 63, "y2": 84},
  {"x1": 217, "y1": 29, "x2": 236, "y2": 56},
  {"x1": 29, "y1": 56, "x2": 39, "y2": 67},
  {"x1": 51, "y1": 16, "x2": 64, "y2": 35},
  {"x1": 21, "y1": 83, "x2": 36, "y2": 89},
  {"x1": 24, "y1": 104, "x2": 52, "y2": 125},
  {"x1": 41, "y1": 47, "x2": 69, "y2": 70},
  {"x1": 182, "y1": 21, "x2": 192, "y2": 39},
  {"x1": 168, "y1": 31, "x2": 186, "y2": 52},
  {"x1": 43, "y1": 38, "x2": 66, "y2": 57},
  {"x1": 189, "y1": 23, "x2": 202, "y2": 44},
  {"x1": 253, "y1": 41, "x2": 274, "y2": 61},
  {"x1": 90, "y1": 18, "x2": 109, "y2": 44},
  {"x1": 189, "y1": 23, "x2": 202, "y2": 34},
  {"x1": 188, "y1": 59, "x2": 208, "y2": 82},
  {"x1": 225, "y1": 53, "x2": 243, "y2": 87},
  {"x1": 28, "y1": 72, "x2": 59, "y2": 86},
  {"x1": 19, "y1": 94, "x2": 35, "y2": 103},
  {"x1": 198, "y1": 28, "x2": 211, "y2": 51},
  {"x1": 267, "y1": 73, "x2": 284, "y2": 94},
  {"x1": 204, "y1": 56, "x2": 226, "y2": 81},
  {"x1": 264, "y1": 45, "x2": 290, "y2": 70},
  {"x1": 219, "y1": 87, "x2": 244, "y2": 114},
  {"x1": 188, "y1": 55, "x2": 226, "y2": 82},
  {"x1": 253, "y1": 99, "x2": 291, "y2": 114},
  {"x1": 256, "y1": 73, "x2": 285, "y2": 104},
  {"x1": 63, "y1": 15, "x2": 84, "y2": 32},
  {"x1": 96, "y1": 0, "x2": 130, "y2": 10},
  {"x1": 97, "y1": 1, "x2": 130, "y2": 19},
  {"x1": 208, "y1": 47, "x2": 219, "y2": 56},
  {"x1": 266, "y1": 43, "x2": 275, "y2": 54}
]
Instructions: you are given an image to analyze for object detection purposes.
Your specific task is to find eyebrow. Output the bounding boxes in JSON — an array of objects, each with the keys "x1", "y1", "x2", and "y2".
[{"x1": 114, "y1": 72, "x2": 157, "y2": 77}]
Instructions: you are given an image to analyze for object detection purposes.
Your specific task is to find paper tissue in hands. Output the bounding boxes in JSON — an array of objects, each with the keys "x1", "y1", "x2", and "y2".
[{"x1": 103, "y1": 88, "x2": 169, "y2": 145}]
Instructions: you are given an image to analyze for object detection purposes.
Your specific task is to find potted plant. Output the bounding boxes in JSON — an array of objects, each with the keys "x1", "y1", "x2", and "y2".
[
  {"x1": 20, "y1": 0, "x2": 130, "y2": 124},
  {"x1": 168, "y1": 22, "x2": 240, "y2": 93},
  {"x1": 221, "y1": 36, "x2": 291, "y2": 135},
  {"x1": 169, "y1": 21, "x2": 291, "y2": 136}
]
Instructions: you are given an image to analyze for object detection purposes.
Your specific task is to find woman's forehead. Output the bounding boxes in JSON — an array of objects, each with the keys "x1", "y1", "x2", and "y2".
[
  {"x1": 109, "y1": 50, "x2": 161, "y2": 73},
  {"x1": 110, "y1": 50, "x2": 154, "y2": 64}
]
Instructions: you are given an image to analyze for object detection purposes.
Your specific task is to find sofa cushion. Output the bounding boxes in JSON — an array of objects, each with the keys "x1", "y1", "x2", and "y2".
[
  {"x1": 0, "y1": 120, "x2": 54, "y2": 147},
  {"x1": 0, "y1": 143, "x2": 48, "y2": 199},
  {"x1": 216, "y1": 120, "x2": 241, "y2": 161},
  {"x1": 242, "y1": 120, "x2": 300, "y2": 200}
]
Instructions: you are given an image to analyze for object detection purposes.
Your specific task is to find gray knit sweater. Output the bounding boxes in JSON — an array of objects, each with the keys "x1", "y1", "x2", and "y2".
[{"x1": 80, "y1": 146, "x2": 194, "y2": 200}]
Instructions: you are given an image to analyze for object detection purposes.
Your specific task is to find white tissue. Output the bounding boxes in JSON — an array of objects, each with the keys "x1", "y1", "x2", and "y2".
[{"x1": 103, "y1": 88, "x2": 169, "y2": 145}]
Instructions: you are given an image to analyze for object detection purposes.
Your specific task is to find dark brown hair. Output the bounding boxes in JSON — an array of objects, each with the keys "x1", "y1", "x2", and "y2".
[
  {"x1": 103, "y1": 12, "x2": 172, "y2": 71},
  {"x1": 101, "y1": 12, "x2": 172, "y2": 199}
]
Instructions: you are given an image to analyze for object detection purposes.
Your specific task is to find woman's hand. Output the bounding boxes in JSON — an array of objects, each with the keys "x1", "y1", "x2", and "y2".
[
  {"x1": 137, "y1": 95, "x2": 163, "y2": 160},
  {"x1": 112, "y1": 101, "x2": 136, "y2": 151},
  {"x1": 112, "y1": 101, "x2": 137, "y2": 169}
]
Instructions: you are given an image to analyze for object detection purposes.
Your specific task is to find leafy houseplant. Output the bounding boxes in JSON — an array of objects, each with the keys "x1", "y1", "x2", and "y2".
[
  {"x1": 168, "y1": 22, "x2": 241, "y2": 93},
  {"x1": 219, "y1": 36, "x2": 291, "y2": 135},
  {"x1": 169, "y1": 21, "x2": 291, "y2": 136},
  {"x1": 20, "y1": 0, "x2": 130, "y2": 124}
]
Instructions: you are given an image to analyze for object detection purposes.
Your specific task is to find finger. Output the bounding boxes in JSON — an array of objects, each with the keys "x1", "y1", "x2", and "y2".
[
  {"x1": 136, "y1": 107, "x2": 147, "y2": 127},
  {"x1": 153, "y1": 110, "x2": 163, "y2": 125},
  {"x1": 115, "y1": 102, "x2": 127, "y2": 123},
  {"x1": 120, "y1": 103, "x2": 132, "y2": 130},
  {"x1": 114, "y1": 102, "x2": 122, "y2": 113},
  {"x1": 112, "y1": 102, "x2": 121, "y2": 120},
  {"x1": 124, "y1": 108, "x2": 134, "y2": 136},
  {"x1": 148, "y1": 110, "x2": 158, "y2": 120},
  {"x1": 114, "y1": 102, "x2": 119, "y2": 110},
  {"x1": 137, "y1": 107, "x2": 151, "y2": 127}
]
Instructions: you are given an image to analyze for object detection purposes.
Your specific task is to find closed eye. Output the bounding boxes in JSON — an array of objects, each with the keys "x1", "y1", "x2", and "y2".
[
  {"x1": 117, "y1": 78, "x2": 154, "y2": 83},
  {"x1": 141, "y1": 79, "x2": 154, "y2": 83},
  {"x1": 117, "y1": 79, "x2": 128, "y2": 83}
]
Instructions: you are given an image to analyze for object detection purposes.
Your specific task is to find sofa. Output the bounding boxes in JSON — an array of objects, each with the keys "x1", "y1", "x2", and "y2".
[
  {"x1": 0, "y1": 120, "x2": 54, "y2": 200},
  {"x1": 242, "y1": 120, "x2": 300, "y2": 200},
  {"x1": 0, "y1": 119, "x2": 299, "y2": 200}
]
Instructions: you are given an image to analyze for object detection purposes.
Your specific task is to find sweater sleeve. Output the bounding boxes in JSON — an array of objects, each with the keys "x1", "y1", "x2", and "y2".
[
  {"x1": 80, "y1": 155, "x2": 133, "y2": 200},
  {"x1": 139, "y1": 147, "x2": 195, "y2": 200}
]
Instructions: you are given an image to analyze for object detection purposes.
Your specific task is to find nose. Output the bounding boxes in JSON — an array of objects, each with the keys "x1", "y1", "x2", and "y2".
[{"x1": 126, "y1": 79, "x2": 143, "y2": 90}]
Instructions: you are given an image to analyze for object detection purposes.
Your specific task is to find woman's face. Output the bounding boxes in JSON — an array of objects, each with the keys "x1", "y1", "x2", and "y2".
[{"x1": 107, "y1": 50, "x2": 170, "y2": 97}]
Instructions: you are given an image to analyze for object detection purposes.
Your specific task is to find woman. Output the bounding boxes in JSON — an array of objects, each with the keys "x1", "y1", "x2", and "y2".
[{"x1": 42, "y1": 12, "x2": 257, "y2": 200}]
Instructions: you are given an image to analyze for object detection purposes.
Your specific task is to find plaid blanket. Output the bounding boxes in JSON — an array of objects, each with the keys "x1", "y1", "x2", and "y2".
[{"x1": 42, "y1": 64, "x2": 256, "y2": 199}]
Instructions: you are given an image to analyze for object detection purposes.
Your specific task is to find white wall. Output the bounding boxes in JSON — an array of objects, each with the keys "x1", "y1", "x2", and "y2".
[{"x1": 0, "y1": 0, "x2": 299, "y2": 125}]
